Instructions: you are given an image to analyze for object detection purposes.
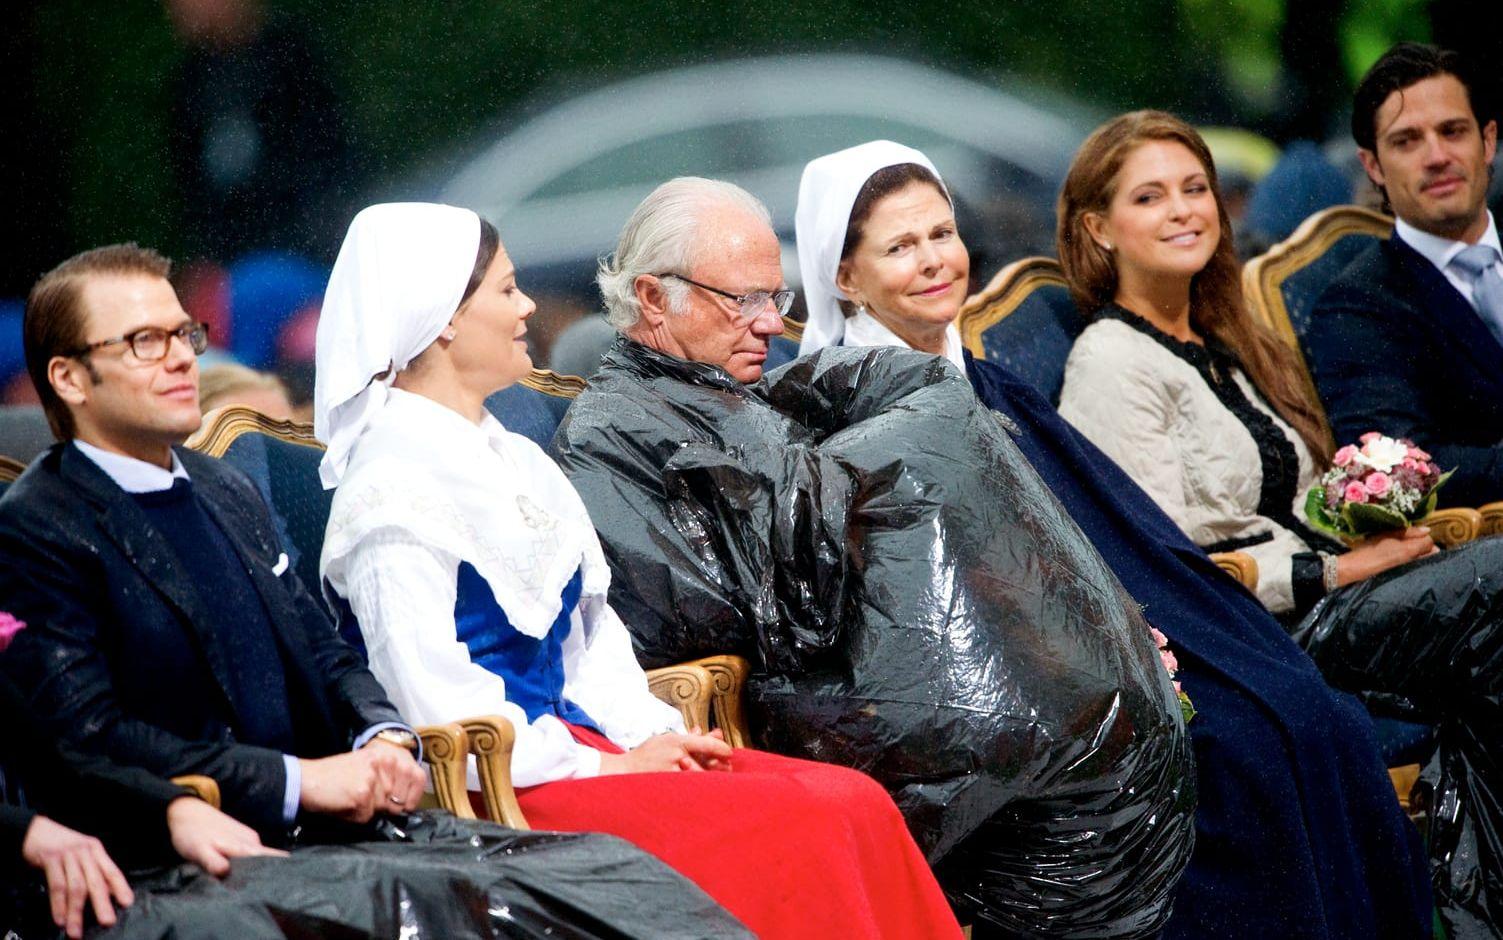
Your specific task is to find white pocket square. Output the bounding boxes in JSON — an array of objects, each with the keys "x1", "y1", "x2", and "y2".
[{"x1": 271, "y1": 553, "x2": 290, "y2": 576}]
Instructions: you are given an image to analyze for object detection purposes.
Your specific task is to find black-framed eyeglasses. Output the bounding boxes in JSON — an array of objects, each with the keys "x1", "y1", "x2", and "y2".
[
  {"x1": 657, "y1": 273, "x2": 794, "y2": 318},
  {"x1": 69, "y1": 321, "x2": 210, "y2": 362}
]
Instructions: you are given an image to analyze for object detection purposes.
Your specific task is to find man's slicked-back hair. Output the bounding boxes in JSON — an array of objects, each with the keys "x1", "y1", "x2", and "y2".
[
  {"x1": 1352, "y1": 42, "x2": 1489, "y2": 152},
  {"x1": 597, "y1": 177, "x2": 772, "y2": 331},
  {"x1": 24, "y1": 243, "x2": 173, "y2": 440}
]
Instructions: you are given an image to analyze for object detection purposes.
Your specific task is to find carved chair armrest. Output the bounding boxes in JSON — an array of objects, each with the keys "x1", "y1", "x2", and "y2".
[
  {"x1": 170, "y1": 775, "x2": 221, "y2": 810},
  {"x1": 1420, "y1": 507, "x2": 1482, "y2": 548},
  {"x1": 645, "y1": 663, "x2": 714, "y2": 731},
  {"x1": 1209, "y1": 551, "x2": 1259, "y2": 591},
  {"x1": 459, "y1": 716, "x2": 529, "y2": 830},
  {"x1": 1476, "y1": 502, "x2": 1503, "y2": 539},
  {"x1": 677, "y1": 654, "x2": 752, "y2": 749},
  {"x1": 1389, "y1": 763, "x2": 1421, "y2": 814},
  {"x1": 417, "y1": 722, "x2": 473, "y2": 820}
]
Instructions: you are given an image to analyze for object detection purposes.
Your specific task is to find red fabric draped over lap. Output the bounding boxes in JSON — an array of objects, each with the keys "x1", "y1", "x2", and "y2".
[{"x1": 510, "y1": 726, "x2": 961, "y2": 939}]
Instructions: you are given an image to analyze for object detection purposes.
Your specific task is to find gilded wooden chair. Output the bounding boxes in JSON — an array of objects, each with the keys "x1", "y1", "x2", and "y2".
[
  {"x1": 1242, "y1": 205, "x2": 1498, "y2": 546},
  {"x1": 957, "y1": 257, "x2": 1082, "y2": 405},
  {"x1": 0, "y1": 455, "x2": 24, "y2": 487},
  {"x1": 485, "y1": 369, "x2": 589, "y2": 449},
  {"x1": 957, "y1": 258, "x2": 1259, "y2": 590},
  {"x1": 1242, "y1": 205, "x2": 1392, "y2": 371}
]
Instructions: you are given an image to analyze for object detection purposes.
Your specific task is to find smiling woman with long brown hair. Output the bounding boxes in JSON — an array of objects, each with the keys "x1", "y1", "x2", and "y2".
[{"x1": 1058, "y1": 109, "x2": 1503, "y2": 933}]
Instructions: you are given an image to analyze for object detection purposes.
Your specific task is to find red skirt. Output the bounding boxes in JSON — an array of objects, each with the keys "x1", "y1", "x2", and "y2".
[{"x1": 511, "y1": 725, "x2": 961, "y2": 939}]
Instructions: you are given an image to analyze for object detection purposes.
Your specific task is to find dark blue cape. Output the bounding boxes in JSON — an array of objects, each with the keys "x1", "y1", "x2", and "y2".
[{"x1": 965, "y1": 352, "x2": 1430, "y2": 939}]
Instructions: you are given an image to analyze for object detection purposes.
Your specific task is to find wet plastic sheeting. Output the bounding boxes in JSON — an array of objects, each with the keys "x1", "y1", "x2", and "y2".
[
  {"x1": 1295, "y1": 536, "x2": 1503, "y2": 935},
  {"x1": 102, "y1": 811, "x2": 748, "y2": 939},
  {"x1": 555, "y1": 343, "x2": 1195, "y2": 935}
]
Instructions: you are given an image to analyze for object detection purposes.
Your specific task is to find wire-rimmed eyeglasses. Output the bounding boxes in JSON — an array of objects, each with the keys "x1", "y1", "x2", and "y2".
[{"x1": 658, "y1": 273, "x2": 794, "y2": 318}]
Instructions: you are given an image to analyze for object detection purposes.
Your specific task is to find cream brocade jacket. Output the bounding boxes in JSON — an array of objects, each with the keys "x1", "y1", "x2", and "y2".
[{"x1": 1058, "y1": 312, "x2": 1336, "y2": 615}]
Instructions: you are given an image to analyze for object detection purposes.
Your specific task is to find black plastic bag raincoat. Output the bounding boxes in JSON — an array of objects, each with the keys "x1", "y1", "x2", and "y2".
[
  {"x1": 553, "y1": 340, "x2": 1195, "y2": 936},
  {"x1": 62, "y1": 812, "x2": 747, "y2": 939},
  {"x1": 1297, "y1": 536, "x2": 1503, "y2": 937}
]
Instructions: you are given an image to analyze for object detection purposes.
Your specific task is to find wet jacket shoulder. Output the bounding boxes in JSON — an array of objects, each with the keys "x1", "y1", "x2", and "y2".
[{"x1": 1307, "y1": 235, "x2": 1503, "y2": 507}]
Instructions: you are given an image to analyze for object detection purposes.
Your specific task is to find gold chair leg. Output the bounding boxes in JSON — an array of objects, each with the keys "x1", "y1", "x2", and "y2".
[
  {"x1": 460, "y1": 716, "x2": 530, "y2": 829},
  {"x1": 418, "y1": 722, "x2": 473, "y2": 819}
]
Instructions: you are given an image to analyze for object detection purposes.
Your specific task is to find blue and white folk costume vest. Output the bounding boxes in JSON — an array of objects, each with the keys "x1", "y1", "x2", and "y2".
[{"x1": 321, "y1": 389, "x2": 681, "y2": 788}]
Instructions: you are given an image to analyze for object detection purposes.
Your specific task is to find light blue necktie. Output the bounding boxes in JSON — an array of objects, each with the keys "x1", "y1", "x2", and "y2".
[{"x1": 1448, "y1": 243, "x2": 1503, "y2": 347}]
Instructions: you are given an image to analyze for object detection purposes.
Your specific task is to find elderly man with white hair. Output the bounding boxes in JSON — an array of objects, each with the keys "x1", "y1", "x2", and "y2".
[
  {"x1": 553, "y1": 178, "x2": 1196, "y2": 936},
  {"x1": 596, "y1": 177, "x2": 790, "y2": 382}
]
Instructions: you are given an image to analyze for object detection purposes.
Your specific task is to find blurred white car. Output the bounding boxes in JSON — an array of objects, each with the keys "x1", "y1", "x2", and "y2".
[{"x1": 422, "y1": 53, "x2": 1096, "y2": 310}]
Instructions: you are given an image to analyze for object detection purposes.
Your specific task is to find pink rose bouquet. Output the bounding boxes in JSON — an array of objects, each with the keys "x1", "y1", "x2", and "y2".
[
  {"x1": 0, "y1": 611, "x2": 25, "y2": 652},
  {"x1": 1305, "y1": 433, "x2": 1450, "y2": 538},
  {"x1": 1151, "y1": 627, "x2": 1194, "y2": 724}
]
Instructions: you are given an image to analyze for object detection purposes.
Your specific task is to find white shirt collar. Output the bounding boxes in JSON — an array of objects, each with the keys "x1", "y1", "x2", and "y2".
[
  {"x1": 842, "y1": 309, "x2": 968, "y2": 372},
  {"x1": 1394, "y1": 210, "x2": 1502, "y2": 274},
  {"x1": 72, "y1": 439, "x2": 190, "y2": 494}
]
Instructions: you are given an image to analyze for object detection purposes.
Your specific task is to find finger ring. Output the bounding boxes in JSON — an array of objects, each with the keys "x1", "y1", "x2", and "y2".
[{"x1": 389, "y1": 795, "x2": 404, "y2": 805}]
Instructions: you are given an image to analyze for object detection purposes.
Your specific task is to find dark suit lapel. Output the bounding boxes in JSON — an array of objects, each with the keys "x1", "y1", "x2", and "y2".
[
  {"x1": 60, "y1": 446, "x2": 241, "y2": 713},
  {"x1": 1389, "y1": 235, "x2": 1503, "y2": 385}
]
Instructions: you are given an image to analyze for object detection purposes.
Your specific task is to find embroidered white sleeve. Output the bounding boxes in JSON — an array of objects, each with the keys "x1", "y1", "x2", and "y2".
[
  {"x1": 561, "y1": 594, "x2": 686, "y2": 748},
  {"x1": 343, "y1": 527, "x2": 601, "y2": 788}
]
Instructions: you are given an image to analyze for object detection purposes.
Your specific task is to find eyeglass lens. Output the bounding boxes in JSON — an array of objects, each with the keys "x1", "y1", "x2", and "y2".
[
  {"x1": 740, "y1": 291, "x2": 793, "y2": 318},
  {"x1": 131, "y1": 324, "x2": 208, "y2": 360}
]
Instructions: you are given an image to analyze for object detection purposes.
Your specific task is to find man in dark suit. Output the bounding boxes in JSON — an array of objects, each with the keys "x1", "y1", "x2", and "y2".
[
  {"x1": 0, "y1": 243, "x2": 428, "y2": 845},
  {"x1": 1307, "y1": 43, "x2": 1503, "y2": 507}
]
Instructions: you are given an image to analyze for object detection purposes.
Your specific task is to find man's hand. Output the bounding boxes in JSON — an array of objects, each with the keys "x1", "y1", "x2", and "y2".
[
  {"x1": 598, "y1": 728, "x2": 733, "y2": 775},
  {"x1": 21, "y1": 815, "x2": 132, "y2": 939},
  {"x1": 298, "y1": 742, "x2": 426, "y2": 822},
  {"x1": 167, "y1": 796, "x2": 286, "y2": 876}
]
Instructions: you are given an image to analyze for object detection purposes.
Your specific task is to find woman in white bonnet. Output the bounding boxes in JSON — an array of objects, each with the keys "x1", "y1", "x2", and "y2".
[{"x1": 314, "y1": 202, "x2": 962, "y2": 939}]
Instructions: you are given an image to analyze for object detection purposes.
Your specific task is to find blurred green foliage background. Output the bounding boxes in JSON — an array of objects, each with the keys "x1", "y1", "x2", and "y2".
[{"x1": 2, "y1": 0, "x2": 1477, "y2": 294}]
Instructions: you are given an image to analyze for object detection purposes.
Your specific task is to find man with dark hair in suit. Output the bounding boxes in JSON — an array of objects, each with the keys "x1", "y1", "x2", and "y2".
[
  {"x1": 1307, "y1": 42, "x2": 1503, "y2": 507},
  {"x1": 0, "y1": 243, "x2": 753, "y2": 939},
  {"x1": 0, "y1": 242, "x2": 429, "y2": 841}
]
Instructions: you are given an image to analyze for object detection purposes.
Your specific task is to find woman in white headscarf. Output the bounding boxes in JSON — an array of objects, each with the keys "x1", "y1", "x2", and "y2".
[
  {"x1": 314, "y1": 202, "x2": 962, "y2": 940},
  {"x1": 793, "y1": 144, "x2": 1437, "y2": 938}
]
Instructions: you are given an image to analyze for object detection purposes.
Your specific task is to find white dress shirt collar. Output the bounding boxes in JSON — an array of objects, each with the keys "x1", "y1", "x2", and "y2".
[
  {"x1": 72, "y1": 439, "x2": 190, "y2": 494},
  {"x1": 843, "y1": 308, "x2": 968, "y2": 372},
  {"x1": 1394, "y1": 211, "x2": 1503, "y2": 309}
]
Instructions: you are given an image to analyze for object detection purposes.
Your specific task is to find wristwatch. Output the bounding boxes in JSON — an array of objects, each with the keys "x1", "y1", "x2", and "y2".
[{"x1": 373, "y1": 728, "x2": 420, "y2": 755}]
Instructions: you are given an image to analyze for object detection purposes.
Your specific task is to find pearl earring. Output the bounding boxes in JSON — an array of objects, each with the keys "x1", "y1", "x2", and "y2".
[
  {"x1": 1102, "y1": 242, "x2": 1113, "y2": 252},
  {"x1": 442, "y1": 327, "x2": 457, "y2": 341},
  {"x1": 856, "y1": 304, "x2": 868, "y2": 317}
]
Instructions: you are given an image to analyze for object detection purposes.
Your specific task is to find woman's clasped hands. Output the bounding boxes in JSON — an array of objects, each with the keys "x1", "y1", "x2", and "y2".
[{"x1": 598, "y1": 727, "x2": 733, "y2": 775}]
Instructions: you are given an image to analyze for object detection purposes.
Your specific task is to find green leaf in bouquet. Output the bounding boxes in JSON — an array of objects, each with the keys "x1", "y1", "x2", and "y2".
[
  {"x1": 1304, "y1": 486, "x2": 1347, "y2": 537},
  {"x1": 1341, "y1": 499, "x2": 1410, "y2": 535},
  {"x1": 1416, "y1": 468, "x2": 1454, "y2": 520},
  {"x1": 1178, "y1": 690, "x2": 1196, "y2": 725}
]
